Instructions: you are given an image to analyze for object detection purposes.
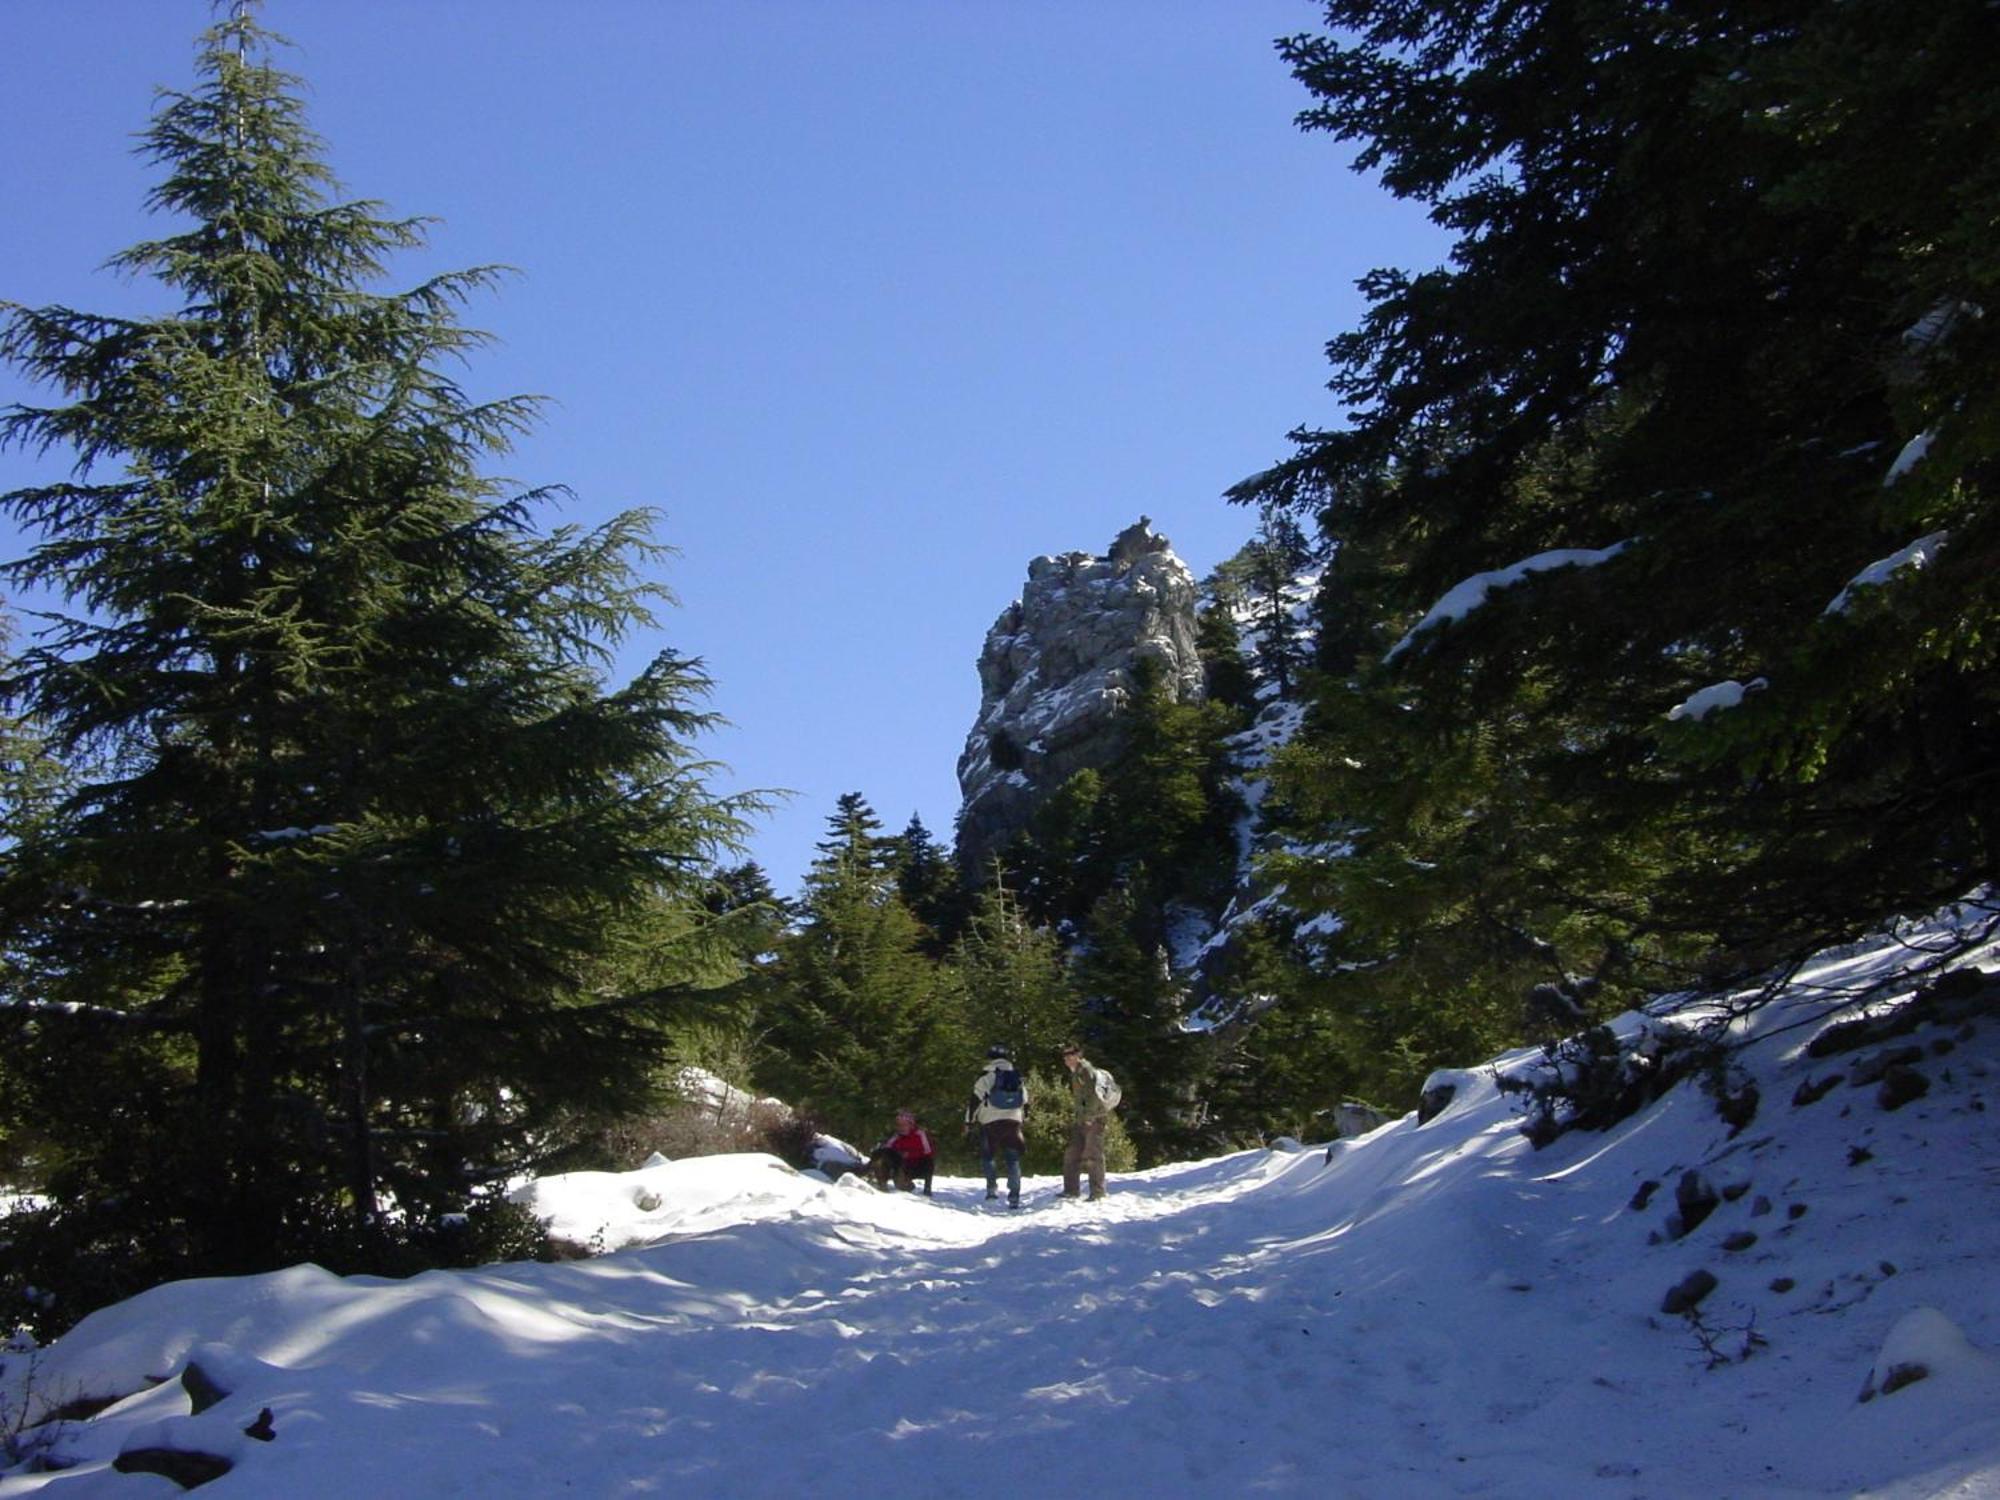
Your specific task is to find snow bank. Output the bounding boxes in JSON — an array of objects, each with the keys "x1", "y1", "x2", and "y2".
[{"x1": 508, "y1": 1153, "x2": 821, "y2": 1250}]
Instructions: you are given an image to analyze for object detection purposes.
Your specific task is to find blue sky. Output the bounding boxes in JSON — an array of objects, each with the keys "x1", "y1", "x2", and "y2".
[{"x1": 0, "y1": 2, "x2": 1444, "y2": 896}]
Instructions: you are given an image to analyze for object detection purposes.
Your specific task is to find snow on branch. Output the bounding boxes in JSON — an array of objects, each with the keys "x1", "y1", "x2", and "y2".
[
  {"x1": 1667, "y1": 678, "x2": 1768, "y2": 723},
  {"x1": 1823, "y1": 532, "x2": 1950, "y2": 617},
  {"x1": 0, "y1": 996, "x2": 146, "y2": 1026},
  {"x1": 1883, "y1": 431, "x2": 1935, "y2": 488},
  {"x1": 1386, "y1": 543, "x2": 1629, "y2": 661}
]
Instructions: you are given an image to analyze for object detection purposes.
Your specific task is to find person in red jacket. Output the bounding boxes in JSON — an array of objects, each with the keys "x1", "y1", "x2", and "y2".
[{"x1": 868, "y1": 1110, "x2": 935, "y2": 1195}]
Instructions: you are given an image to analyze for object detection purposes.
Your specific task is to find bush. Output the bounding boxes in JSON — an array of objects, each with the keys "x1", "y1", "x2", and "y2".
[
  {"x1": 252, "y1": 1197, "x2": 569, "y2": 1281},
  {"x1": 0, "y1": 1197, "x2": 198, "y2": 1343},
  {"x1": 0, "y1": 1191, "x2": 572, "y2": 1342},
  {"x1": 1018, "y1": 1067, "x2": 1138, "y2": 1178},
  {"x1": 571, "y1": 1091, "x2": 792, "y2": 1171},
  {"x1": 1497, "y1": 1022, "x2": 1737, "y2": 1148},
  {"x1": 757, "y1": 1110, "x2": 829, "y2": 1173},
  {"x1": 405, "y1": 1198, "x2": 563, "y2": 1270}
]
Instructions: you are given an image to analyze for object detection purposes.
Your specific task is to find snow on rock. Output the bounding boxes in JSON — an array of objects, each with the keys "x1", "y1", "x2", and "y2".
[
  {"x1": 1415, "y1": 1065, "x2": 1495, "y2": 1124},
  {"x1": 1861, "y1": 1308, "x2": 2000, "y2": 1403},
  {"x1": 671, "y1": 1066, "x2": 769, "y2": 1119},
  {"x1": 1902, "y1": 300, "x2": 1979, "y2": 356},
  {"x1": 1849, "y1": 1308, "x2": 2000, "y2": 1499},
  {"x1": 810, "y1": 1134, "x2": 866, "y2": 1173}
]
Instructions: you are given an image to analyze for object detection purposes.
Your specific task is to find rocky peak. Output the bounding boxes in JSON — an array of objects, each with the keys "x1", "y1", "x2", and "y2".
[{"x1": 954, "y1": 519, "x2": 1204, "y2": 873}]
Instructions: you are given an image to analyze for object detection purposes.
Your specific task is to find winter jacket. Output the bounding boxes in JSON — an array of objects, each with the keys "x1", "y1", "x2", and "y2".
[
  {"x1": 968, "y1": 1059, "x2": 1027, "y2": 1125},
  {"x1": 880, "y1": 1126, "x2": 934, "y2": 1165},
  {"x1": 1068, "y1": 1056, "x2": 1113, "y2": 1119}
]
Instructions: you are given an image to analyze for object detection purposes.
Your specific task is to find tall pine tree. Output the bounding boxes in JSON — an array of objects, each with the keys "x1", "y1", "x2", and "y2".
[
  {"x1": 0, "y1": 7, "x2": 752, "y2": 1309},
  {"x1": 1242, "y1": 506, "x2": 1313, "y2": 700},
  {"x1": 759, "y1": 795, "x2": 947, "y2": 1143},
  {"x1": 942, "y1": 874, "x2": 1075, "y2": 1070},
  {"x1": 886, "y1": 812, "x2": 968, "y2": 956},
  {"x1": 1070, "y1": 875, "x2": 1212, "y2": 1164}
]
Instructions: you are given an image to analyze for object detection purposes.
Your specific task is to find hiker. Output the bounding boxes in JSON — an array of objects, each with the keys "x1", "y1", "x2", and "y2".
[
  {"x1": 1060, "y1": 1042, "x2": 1119, "y2": 1201},
  {"x1": 868, "y1": 1110, "x2": 935, "y2": 1195},
  {"x1": 967, "y1": 1044, "x2": 1027, "y2": 1208}
]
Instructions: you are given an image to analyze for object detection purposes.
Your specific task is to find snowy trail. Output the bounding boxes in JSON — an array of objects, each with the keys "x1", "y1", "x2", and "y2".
[{"x1": 6, "y1": 924, "x2": 2000, "y2": 1496}]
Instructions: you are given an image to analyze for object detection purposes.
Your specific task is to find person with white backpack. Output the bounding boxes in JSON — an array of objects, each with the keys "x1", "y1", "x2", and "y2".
[{"x1": 1059, "y1": 1041, "x2": 1120, "y2": 1201}]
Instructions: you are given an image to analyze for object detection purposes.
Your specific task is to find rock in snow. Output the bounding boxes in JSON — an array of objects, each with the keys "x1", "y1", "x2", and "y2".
[{"x1": 1859, "y1": 1307, "x2": 2000, "y2": 1403}]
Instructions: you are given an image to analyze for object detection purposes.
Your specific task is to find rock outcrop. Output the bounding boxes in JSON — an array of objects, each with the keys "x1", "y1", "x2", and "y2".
[{"x1": 954, "y1": 519, "x2": 1204, "y2": 873}]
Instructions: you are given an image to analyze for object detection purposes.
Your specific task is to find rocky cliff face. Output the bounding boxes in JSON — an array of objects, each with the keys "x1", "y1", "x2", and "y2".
[{"x1": 954, "y1": 519, "x2": 1205, "y2": 873}]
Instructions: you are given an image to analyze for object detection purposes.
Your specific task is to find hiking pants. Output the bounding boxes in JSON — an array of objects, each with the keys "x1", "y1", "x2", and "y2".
[
  {"x1": 869, "y1": 1149, "x2": 933, "y2": 1195},
  {"x1": 980, "y1": 1119, "x2": 1024, "y2": 1201},
  {"x1": 1063, "y1": 1115, "x2": 1107, "y2": 1198},
  {"x1": 896, "y1": 1153, "x2": 935, "y2": 1194}
]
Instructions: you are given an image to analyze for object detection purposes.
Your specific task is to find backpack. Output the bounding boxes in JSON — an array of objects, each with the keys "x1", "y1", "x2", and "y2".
[
  {"x1": 1092, "y1": 1067, "x2": 1122, "y2": 1111},
  {"x1": 987, "y1": 1065, "x2": 1025, "y2": 1111}
]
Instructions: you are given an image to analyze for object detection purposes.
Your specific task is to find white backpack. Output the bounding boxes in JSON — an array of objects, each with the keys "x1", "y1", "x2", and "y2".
[{"x1": 1092, "y1": 1067, "x2": 1122, "y2": 1110}]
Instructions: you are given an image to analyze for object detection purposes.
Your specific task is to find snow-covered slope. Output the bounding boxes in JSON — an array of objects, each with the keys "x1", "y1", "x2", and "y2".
[
  {"x1": 1179, "y1": 563, "x2": 1319, "y2": 990},
  {"x1": 3, "y1": 910, "x2": 1996, "y2": 1497}
]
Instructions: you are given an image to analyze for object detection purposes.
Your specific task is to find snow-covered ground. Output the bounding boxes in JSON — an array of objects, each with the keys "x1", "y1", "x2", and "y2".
[{"x1": 4, "y1": 912, "x2": 1998, "y2": 1497}]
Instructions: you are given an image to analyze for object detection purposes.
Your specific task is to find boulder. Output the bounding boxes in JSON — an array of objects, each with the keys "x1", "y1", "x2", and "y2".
[
  {"x1": 1877, "y1": 1065, "x2": 1931, "y2": 1112},
  {"x1": 1668, "y1": 1170, "x2": 1721, "y2": 1239},
  {"x1": 1333, "y1": 1101, "x2": 1391, "y2": 1139},
  {"x1": 1661, "y1": 1269, "x2": 1719, "y2": 1315},
  {"x1": 115, "y1": 1448, "x2": 234, "y2": 1488}
]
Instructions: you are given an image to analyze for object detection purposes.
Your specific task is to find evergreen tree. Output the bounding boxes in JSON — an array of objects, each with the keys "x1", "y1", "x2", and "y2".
[
  {"x1": 1234, "y1": 0, "x2": 2000, "y2": 1020},
  {"x1": 886, "y1": 812, "x2": 968, "y2": 955},
  {"x1": 1241, "y1": 506, "x2": 1312, "y2": 699},
  {"x1": 0, "y1": 605, "x2": 64, "y2": 865},
  {"x1": 941, "y1": 873, "x2": 1075, "y2": 1070},
  {"x1": 677, "y1": 860, "x2": 787, "y2": 1074},
  {"x1": 1097, "y1": 659, "x2": 1244, "y2": 913},
  {"x1": 0, "y1": 605, "x2": 72, "y2": 1193},
  {"x1": 1005, "y1": 768, "x2": 1110, "y2": 934},
  {"x1": 759, "y1": 796, "x2": 946, "y2": 1143},
  {"x1": 812, "y1": 792, "x2": 888, "y2": 877},
  {"x1": 1193, "y1": 588, "x2": 1258, "y2": 721},
  {"x1": 999, "y1": 660, "x2": 1242, "y2": 944},
  {"x1": 989, "y1": 652, "x2": 1249, "y2": 1158},
  {"x1": 706, "y1": 860, "x2": 784, "y2": 922},
  {"x1": 1069, "y1": 875, "x2": 1211, "y2": 1164},
  {"x1": 700, "y1": 860, "x2": 790, "y2": 987},
  {"x1": 0, "y1": 8, "x2": 751, "y2": 1307},
  {"x1": 1307, "y1": 525, "x2": 1398, "y2": 679},
  {"x1": 1188, "y1": 924, "x2": 1313, "y2": 1144}
]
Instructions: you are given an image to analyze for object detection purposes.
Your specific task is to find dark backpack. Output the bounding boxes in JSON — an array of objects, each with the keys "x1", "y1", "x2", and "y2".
[{"x1": 987, "y1": 1065, "x2": 1025, "y2": 1111}]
